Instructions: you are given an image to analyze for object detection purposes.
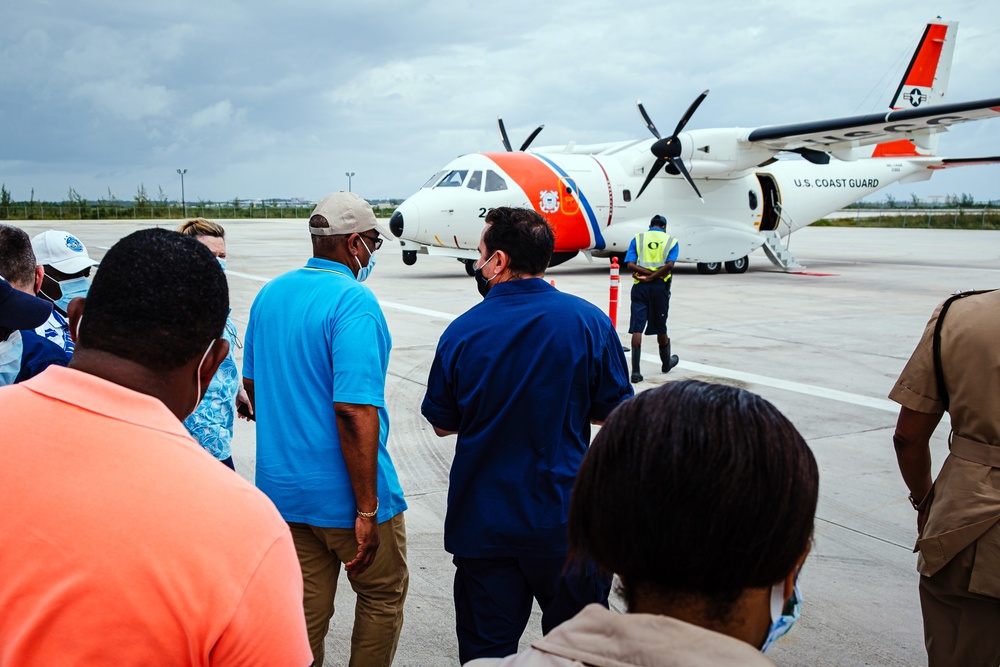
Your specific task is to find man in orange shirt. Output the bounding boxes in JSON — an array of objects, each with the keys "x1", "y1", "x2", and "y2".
[{"x1": 0, "y1": 228, "x2": 312, "y2": 666}]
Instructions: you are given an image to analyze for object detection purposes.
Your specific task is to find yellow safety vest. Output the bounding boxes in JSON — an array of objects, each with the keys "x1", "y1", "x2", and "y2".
[{"x1": 633, "y1": 230, "x2": 678, "y2": 284}]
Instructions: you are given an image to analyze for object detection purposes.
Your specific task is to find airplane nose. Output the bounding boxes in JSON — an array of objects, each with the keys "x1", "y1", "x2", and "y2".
[{"x1": 390, "y1": 210, "x2": 404, "y2": 237}]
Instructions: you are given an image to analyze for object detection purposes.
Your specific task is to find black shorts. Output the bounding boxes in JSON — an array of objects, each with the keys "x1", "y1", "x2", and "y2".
[{"x1": 628, "y1": 279, "x2": 671, "y2": 335}]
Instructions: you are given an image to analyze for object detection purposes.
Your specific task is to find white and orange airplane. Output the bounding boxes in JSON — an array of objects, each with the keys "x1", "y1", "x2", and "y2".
[{"x1": 390, "y1": 19, "x2": 1000, "y2": 275}]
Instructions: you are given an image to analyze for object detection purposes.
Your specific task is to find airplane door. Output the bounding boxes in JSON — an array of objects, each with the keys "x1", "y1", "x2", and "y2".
[{"x1": 755, "y1": 173, "x2": 781, "y2": 231}]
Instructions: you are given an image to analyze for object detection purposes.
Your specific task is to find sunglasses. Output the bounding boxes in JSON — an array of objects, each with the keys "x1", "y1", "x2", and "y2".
[{"x1": 358, "y1": 233, "x2": 383, "y2": 251}]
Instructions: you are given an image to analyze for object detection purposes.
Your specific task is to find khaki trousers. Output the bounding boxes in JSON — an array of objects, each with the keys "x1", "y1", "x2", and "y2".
[
  {"x1": 919, "y1": 538, "x2": 1000, "y2": 667},
  {"x1": 289, "y1": 513, "x2": 408, "y2": 667}
]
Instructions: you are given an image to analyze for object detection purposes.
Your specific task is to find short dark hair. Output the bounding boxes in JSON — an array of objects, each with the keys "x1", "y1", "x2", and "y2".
[
  {"x1": 569, "y1": 380, "x2": 818, "y2": 616},
  {"x1": 79, "y1": 228, "x2": 228, "y2": 372},
  {"x1": 483, "y1": 207, "x2": 554, "y2": 276},
  {"x1": 0, "y1": 224, "x2": 38, "y2": 289}
]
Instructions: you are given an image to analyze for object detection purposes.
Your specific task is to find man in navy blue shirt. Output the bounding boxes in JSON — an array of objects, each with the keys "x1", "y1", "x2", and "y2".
[
  {"x1": 0, "y1": 225, "x2": 69, "y2": 384},
  {"x1": 422, "y1": 207, "x2": 633, "y2": 664}
]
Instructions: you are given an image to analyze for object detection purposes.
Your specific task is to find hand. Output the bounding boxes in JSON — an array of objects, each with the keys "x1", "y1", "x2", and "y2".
[
  {"x1": 235, "y1": 388, "x2": 254, "y2": 421},
  {"x1": 344, "y1": 514, "x2": 380, "y2": 576}
]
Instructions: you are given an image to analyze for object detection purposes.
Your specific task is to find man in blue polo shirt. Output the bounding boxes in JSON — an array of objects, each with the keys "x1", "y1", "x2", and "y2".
[
  {"x1": 422, "y1": 206, "x2": 633, "y2": 664},
  {"x1": 243, "y1": 192, "x2": 408, "y2": 667}
]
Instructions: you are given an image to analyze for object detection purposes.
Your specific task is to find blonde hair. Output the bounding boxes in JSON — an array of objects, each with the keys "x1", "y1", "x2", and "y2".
[{"x1": 177, "y1": 218, "x2": 225, "y2": 238}]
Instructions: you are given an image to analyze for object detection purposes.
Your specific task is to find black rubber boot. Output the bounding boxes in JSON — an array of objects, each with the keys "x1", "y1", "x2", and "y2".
[
  {"x1": 631, "y1": 347, "x2": 643, "y2": 383},
  {"x1": 660, "y1": 342, "x2": 679, "y2": 373}
]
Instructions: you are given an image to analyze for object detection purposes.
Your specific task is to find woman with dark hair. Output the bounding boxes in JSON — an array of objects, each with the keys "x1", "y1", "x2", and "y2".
[
  {"x1": 177, "y1": 219, "x2": 252, "y2": 470},
  {"x1": 470, "y1": 380, "x2": 819, "y2": 666}
]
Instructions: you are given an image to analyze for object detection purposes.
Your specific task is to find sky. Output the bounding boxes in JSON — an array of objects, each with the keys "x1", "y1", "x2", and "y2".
[{"x1": 3, "y1": 0, "x2": 1000, "y2": 205}]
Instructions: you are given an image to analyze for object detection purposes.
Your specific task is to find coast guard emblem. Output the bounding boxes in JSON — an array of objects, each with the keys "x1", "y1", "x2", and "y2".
[
  {"x1": 539, "y1": 190, "x2": 559, "y2": 213},
  {"x1": 65, "y1": 235, "x2": 84, "y2": 252}
]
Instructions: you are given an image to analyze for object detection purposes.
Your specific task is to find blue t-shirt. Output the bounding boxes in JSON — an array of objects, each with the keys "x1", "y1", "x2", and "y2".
[
  {"x1": 243, "y1": 258, "x2": 406, "y2": 528},
  {"x1": 183, "y1": 316, "x2": 240, "y2": 460},
  {"x1": 422, "y1": 278, "x2": 633, "y2": 558}
]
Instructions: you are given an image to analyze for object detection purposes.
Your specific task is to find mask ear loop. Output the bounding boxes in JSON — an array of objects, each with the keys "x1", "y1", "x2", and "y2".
[
  {"x1": 74, "y1": 315, "x2": 83, "y2": 343},
  {"x1": 191, "y1": 340, "x2": 216, "y2": 416}
]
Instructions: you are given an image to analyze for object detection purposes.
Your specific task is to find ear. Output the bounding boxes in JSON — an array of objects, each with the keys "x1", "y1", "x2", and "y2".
[
  {"x1": 66, "y1": 297, "x2": 86, "y2": 344},
  {"x1": 493, "y1": 250, "x2": 510, "y2": 278},
  {"x1": 34, "y1": 265, "x2": 45, "y2": 294},
  {"x1": 783, "y1": 543, "x2": 811, "y2": 602}
]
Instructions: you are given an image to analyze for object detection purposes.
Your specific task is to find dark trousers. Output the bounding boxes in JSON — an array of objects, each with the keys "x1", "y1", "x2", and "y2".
[{"x1": 453, "y1": 555, "x2": 612, "y2": 664}]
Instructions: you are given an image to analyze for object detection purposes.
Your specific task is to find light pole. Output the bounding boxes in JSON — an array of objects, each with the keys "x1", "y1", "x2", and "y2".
[
  {"x1": 176, "y1": 168, "x2": 188, "y2": 218},
  {"x1": 346, "y1": 172, "x2": 355, "y2": 193}
]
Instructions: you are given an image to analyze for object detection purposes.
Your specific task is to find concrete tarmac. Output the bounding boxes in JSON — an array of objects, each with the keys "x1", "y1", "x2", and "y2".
[{"x1": 16, "y1": 220, "x2": 1000, "y2": 666}]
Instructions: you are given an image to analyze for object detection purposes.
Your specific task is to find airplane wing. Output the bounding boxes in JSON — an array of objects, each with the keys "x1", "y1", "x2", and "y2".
[
  {"x1": 927, "y1": 156, "x2": 1000, "y2": 169},
  {"x1": 747, "y1": 97, "x2": 1000, "y2": 152}
]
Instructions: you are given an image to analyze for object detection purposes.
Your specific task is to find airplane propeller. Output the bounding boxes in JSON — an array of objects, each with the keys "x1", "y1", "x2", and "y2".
[
  {"x1": 635, "y1": 91, "x2": 709, "y2": 201},
  {"x1": 498, "y1": 118, "x2": 545, "y2": 152}
]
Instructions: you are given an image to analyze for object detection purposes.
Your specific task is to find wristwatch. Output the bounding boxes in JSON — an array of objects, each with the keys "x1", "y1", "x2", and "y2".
[{"x1": 908, "y1": 493, "x2": 921, "y2": 510}]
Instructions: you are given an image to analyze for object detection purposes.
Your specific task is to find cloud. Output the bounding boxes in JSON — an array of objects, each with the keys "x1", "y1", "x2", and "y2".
[{"x1": 0, "y1": 0, "x2": 997, "y2": 202}]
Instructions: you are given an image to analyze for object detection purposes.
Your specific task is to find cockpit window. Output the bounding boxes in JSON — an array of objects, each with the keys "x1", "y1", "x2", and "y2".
[
  {"x1": 436, "y1": 170, "x2": 469, "y2": 188},
  {"x1": 421, "y1": 171, "x2": 446, "y2": 189},
  {"x1": 485, "y1": 170, "x2": 508, "y2": 192},
  {"x1": 467, "y1": 171, "x2": 483, "y2": 191}
]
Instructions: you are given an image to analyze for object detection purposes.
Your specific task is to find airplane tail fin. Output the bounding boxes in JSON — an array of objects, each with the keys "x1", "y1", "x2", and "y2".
[{"x1": 872, "y1": 20, "x2": 957, "y2": 158}]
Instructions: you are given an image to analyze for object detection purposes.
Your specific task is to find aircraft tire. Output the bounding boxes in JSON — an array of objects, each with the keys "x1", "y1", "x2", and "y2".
[
  {"x1": 464, "y1": 259, "x2": 476, "y2": 277},
  {"x1": 697, "y1": 262, "x2": 722, "y2": 275},
  {"x1": 724, "y1": 256, "x2": 749, "y2": 274},
  {"x1": 403, "y1": 250, "x2": 417, "y2": 266}
]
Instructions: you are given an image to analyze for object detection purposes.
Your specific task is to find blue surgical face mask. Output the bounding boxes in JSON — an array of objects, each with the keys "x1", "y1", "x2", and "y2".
[
  {"x1": 42, "y1": 276, "x2": 90, "y2": 315},
  {"x1": 354, "y1": 237, "x2": 375, "y2": 283},
  {"x1": 762, "y1": 581, "x2": 802, "y2": 652},
  {"x1": 0, "y1": 330, "x2": 24, "y2": 387},
  {"x1": 217, "y1": 257, "x2": 227, "y2": 273}
]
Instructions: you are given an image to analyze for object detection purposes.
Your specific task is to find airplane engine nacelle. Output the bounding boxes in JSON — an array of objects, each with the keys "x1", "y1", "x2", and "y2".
[{"x1": 681, "y1": 129, "x2": 777, "y2": 176}]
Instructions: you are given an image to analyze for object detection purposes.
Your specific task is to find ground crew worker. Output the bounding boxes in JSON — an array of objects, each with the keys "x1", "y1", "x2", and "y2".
[
  {"x1": 624, "y1": 214, "x2": 679, "y2": 383},
  {"x1": 889, "y1": 288, "x2": 1000, "y2": 666}
]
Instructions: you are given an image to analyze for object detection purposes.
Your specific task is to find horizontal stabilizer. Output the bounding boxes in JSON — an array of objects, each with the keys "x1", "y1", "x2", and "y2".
[{"x1": 748, "y1": 97, "x2": 1000, "y2": 153}]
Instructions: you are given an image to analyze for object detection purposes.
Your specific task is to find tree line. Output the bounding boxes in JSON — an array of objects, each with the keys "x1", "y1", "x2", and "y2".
[{"x1": 0, "y1": 184, "x2": 401, "y2": 221}]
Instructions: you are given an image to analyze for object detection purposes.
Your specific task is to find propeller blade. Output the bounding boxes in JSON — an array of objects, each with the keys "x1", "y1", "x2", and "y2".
[
  {"x1": 497, "y1": 117, "x2": 513, "y2": 152},
  {"x1": 669, "y1": 157, "x2": 704, "y2": 201},
  {"x1": 671, "y1": 89, "x2": 709, "y2": 138},
  {"x1": 519, "y1": 125, "x2": 545, "y2": 152},
  {"x1": 636, "y1": 100, "x2": 661, "y2": 139},
  {"x1": 635, "y1": 158, "x2": 666, "y2": 199}
]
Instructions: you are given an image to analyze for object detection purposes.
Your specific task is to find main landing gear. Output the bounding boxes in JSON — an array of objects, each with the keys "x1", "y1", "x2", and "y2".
[{"x1": 696, "y1": 256, "x2": 749, "y2": 275}]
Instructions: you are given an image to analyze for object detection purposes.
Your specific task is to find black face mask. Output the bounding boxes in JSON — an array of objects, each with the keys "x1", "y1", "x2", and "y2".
[{"x1": 473, "y1": 252, "x2": 498, "y2": 298}]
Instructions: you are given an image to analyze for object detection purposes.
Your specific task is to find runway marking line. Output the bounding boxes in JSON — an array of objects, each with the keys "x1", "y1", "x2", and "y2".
[{"x1": 228, "y1": 270, "x2": 897, "y2": 414}]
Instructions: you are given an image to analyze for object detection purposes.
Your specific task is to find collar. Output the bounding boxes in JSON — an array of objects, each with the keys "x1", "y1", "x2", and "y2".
[
  {"x1": 19, "y1": 366, "x2": 191, "y2": 439},
  {"x1": 305, "y1": 256, "x2": 354, "y2": 278},
  {"x1": 485, "y1": 277, "x2": 554, "y2": 299}
]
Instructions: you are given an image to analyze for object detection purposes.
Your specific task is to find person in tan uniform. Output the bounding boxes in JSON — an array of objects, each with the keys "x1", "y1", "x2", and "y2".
[
  {"x1": 469, "y1": 380, "x2": 819, "y2": 666},
  {"x1": 889, "y1": 289, "x2": 1000, "y2": 667}
]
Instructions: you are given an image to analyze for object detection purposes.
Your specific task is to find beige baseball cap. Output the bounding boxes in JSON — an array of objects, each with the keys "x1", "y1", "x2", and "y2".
[
  {"x1": 308, "y1": 192, "x2": 394, "y2": 239},
  {"x1": 31, "y1": 230, "x2": 100, "y2": 274}
]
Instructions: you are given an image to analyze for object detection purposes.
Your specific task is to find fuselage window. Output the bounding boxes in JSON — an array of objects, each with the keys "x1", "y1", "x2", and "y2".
[
  {"x1": 748, "y1": 190, "x2": 758, "y2": 210},
  {"x1": 467, "y1": 171, "x2": 483, "y2": 191},
  {"x1": 421, "y1": 171, "x2": 446, "y2": 189},
  {"x1": 436, "y1": 170, "x2": 468, "y2": 188},
  {"x1": 485, "y1": 170, "x2": 508, "y2": 192},
  {"x1": 622, "y1": 189, "x2": 632, "y2": 203}
]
